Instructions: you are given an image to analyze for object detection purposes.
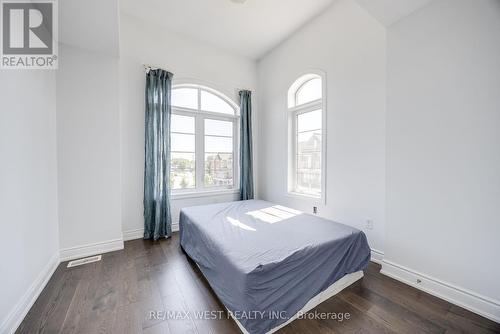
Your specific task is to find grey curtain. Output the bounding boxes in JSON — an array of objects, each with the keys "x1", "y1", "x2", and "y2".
[
  {"x1": 239, "y1": 90, "x2": 254, "y2": 200},
  {"x1": 144, "y1": 69, "x2": 173, "y2": 240}
]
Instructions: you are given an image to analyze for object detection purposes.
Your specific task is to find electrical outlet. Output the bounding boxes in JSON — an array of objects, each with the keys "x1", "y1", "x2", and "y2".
[
  {"x1": 313, "y1": 206, "x2": 318, "y2": 214},
  {"x1": 365, "y1": 219, "x2": 374, "y2": 230}
]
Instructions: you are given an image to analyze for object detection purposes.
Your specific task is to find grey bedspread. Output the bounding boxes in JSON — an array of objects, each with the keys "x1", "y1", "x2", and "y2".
[{"x1": 179, "y1": 200, "x2": 370, "y2": 334}]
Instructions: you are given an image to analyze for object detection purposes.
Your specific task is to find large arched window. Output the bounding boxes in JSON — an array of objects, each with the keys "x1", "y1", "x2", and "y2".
[
  {"x1": 170, "y1": 84, "x2": 239, "y2": 193},
  {"x1": 287, "y1": 73, "x2": 326, "y2": 199}
]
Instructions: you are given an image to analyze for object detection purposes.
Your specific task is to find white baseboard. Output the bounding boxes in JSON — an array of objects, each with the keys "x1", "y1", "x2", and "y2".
[
  {"x1": 59, "y1": 238, "x2": 124, "y2": 262},
  {"x1": 0, "y1": 252, "x2": 60, "y2": 334},
  {"x1": 122, "y1": 222, "x2": 179, "y2": 242},
  {"x1": 122, "y1": 228, "x2": 144, "y2": 241},
  {"x1": 370, "y1": 248, "x2": 384, "y2": 264},
  {"x1": 381, "y1": 259, "x2": 500, "y2": 324}
]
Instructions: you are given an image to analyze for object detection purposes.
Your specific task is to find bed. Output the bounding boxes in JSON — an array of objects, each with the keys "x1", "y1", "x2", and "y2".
[{"x1": 179, "y1": 200, "x2": 371, "y2": 334}]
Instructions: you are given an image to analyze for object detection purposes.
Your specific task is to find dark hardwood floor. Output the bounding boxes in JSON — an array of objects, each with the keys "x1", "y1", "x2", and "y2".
[{"x1": 17, "y1": 233, "x2": 500, "y2": 334}]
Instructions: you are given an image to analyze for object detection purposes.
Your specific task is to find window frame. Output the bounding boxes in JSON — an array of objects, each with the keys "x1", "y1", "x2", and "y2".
[
  {"x1": 294, "y1": 77, "x2": 322, "y2": 107},
  {"x1": 287, "y1": 72, "x2": 327, "y2": 203},
  {"x1": 170, "y1": 84, "x2": 240, "y2": 198}
]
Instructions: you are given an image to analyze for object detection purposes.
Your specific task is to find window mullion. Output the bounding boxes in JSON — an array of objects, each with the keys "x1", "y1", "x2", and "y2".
[
  {"x1": 195, "y1": 115, "x2": 205, "y2": 190},
  {"x1": 290, "y1": 101, "x2": 322, "y2": 114},
  {"x1": 197, "y1": 88, "x2": 202, "y2": 110}
]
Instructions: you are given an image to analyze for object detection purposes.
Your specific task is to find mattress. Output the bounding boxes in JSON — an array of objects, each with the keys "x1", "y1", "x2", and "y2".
[
  {"x1": 230, "y1": 270, "x2": 364, "y2": 334},
  {"x1": 179, "y1": 200, "x2": 371, "y2": 334}
]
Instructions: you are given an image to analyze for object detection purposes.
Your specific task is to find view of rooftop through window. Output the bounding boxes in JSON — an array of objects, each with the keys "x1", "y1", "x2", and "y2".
[
  {"x1": 171, "y1": 85, "x2": 237, "y2": 192},
  {"x1": 288, "y1": 74, "x2": 324, "y2": 198}
]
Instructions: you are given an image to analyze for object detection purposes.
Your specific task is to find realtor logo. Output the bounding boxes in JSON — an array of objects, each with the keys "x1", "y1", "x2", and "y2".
[{"x1": 1, "y1": 0, "x2": 57, "y2": 69}]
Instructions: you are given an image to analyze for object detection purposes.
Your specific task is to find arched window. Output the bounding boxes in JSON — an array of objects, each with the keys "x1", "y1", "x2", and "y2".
[
  {"x1": 287, "y1": 73, "x2": 325, "y2": 199},
  {"x1": 170, "y1": 84, "x2": 238, "y2": 193}
]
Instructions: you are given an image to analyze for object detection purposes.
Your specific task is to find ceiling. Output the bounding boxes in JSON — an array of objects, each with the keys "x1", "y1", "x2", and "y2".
[
  {"x1": 120, "y1": 0, "x2": 337, "y2": 59},
  {"x1": 119, "y1": 0, "x2": 434, "y2": 60},
  {"x1": 356, "y1": 0, "x2": 434, "y2": 26}
]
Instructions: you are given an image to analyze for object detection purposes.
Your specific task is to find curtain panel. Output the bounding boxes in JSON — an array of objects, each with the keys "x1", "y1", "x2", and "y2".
[
  {"x1": 144, "y1": 69, "x2": 174, "y2": 240},
  {"x1": 239, "y1": 90, "x2": 254, "y2": 200}
]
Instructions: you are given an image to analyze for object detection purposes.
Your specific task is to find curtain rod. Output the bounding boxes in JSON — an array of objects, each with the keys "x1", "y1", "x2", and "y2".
[
  {"x1": 143, "y1": 63, "x2": 169, "y2": 72},
  {"x1": 143, "y1": 64, "x2": 252, "y2": 92}
]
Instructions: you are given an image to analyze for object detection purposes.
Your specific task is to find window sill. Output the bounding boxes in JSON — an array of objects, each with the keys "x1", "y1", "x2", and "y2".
[
  {"x1": 286, "y1": 191, "x2": 324, "y2": 203},
  {"x1": 172, "y1": 188, "x2": 240, "y2": 200}
]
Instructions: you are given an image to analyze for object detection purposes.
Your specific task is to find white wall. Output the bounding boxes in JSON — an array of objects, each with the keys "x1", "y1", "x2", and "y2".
[
  {"x1": 59, "y1": 0, "x2": 119, "y2": 57},
  {"x1": 0, "y1": 71, "x2": 59, "y2": 332},
  {"x1": 56, "y1": 44, "x2": 123, "y2": 256},
  {"x1": 257, "y1": 0, "x2": 387, "y2": 253},
  {"x1": 119, "y1": 14, "x2": 258, "y2": 236},
  {"x1": 385, "y1": 0, "x2": 500, "y2": 320}
]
